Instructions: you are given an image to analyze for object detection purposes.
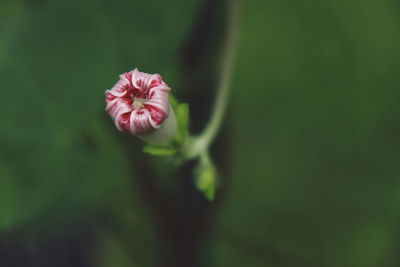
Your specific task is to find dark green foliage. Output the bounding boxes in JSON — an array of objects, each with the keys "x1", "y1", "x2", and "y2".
[{"x1": 2, "y1": 0, "x2": 400, "y2": 266}]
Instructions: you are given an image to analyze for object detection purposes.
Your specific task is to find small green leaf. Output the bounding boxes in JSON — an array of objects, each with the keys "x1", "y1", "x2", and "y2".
[
  {"x1": 175, "y1": 103, "x2": 189, "y2": 145},
  {"x1": 143, "y1": 145, "x2": 177, "y2": 156},
  {"x1": 169, "y1": 94, "x2": 189, "y2": 146},
  {"x1": 194, "y1": 154, "x2": 217, "y2": 201},
  {"x1": 169, "y1": 94, "x2": 179, "y2": 110}
]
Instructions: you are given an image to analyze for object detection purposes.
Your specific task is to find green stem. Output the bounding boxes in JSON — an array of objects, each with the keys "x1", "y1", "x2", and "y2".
[{"x1": 185, "y1": 0, "x2": 239, "y2": 159}]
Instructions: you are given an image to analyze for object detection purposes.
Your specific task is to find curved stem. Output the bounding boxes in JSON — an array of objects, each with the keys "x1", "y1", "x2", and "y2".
[
  {"x1": 186, "y1": 0, "x2": 239, "y2": 158},
  {"x1": 200, "y1": 0, "x2": 239, "y2": 145}
]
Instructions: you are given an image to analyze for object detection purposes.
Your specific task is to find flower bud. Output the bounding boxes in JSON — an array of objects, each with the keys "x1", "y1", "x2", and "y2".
[
  {"x1": 194, "y1": 154, "x2": 217, "y2": 201},
  {"x1": 105, "y1": 68, "x2": 177, "y2": 145}
]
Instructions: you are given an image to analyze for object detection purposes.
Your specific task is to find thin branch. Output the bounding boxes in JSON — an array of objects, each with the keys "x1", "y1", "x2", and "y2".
[{"x1": 199, "y1": 0, "x2": 239, "y2": 147}]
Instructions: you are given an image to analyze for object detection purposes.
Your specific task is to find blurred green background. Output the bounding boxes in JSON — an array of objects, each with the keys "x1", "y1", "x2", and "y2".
[{"x1": 1, "y1": 0, "x2": 400, "y2": 266}]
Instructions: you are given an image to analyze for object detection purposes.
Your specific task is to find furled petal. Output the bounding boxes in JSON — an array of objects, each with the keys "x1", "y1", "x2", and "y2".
[{"x1": 105, "y1": 68, "x2": 176, "y2": 144}]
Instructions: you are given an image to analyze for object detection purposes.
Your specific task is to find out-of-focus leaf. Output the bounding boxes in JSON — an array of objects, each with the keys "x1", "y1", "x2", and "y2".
[
  {"x1": 143, "y1": 145, "x2": 177, "y2": 156},
  {"x1": 194, "y1": 154, "x2": 217, "y2": 201},
  {"x1": 169, "y1": 94, "x2": 190, "y2": 146},
  {"x1": 175, "y1": 103, "x2": 190, "y2": 145}
]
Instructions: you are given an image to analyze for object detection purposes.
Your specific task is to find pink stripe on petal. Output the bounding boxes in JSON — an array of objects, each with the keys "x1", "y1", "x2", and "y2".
[
  {"x1": 115, "y1": 111, "x2": 131, "y2": 132},
  {"x1": 130, "y1": 109, "x2": 151, "y2": 134},
  {"x1": 146, "y1": 104, "x2": 166, "y2": 127}
]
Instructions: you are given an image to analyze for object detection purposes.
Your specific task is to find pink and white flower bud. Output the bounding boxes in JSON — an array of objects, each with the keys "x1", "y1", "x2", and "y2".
[{"x1": 105, "y1": 68, "x2": 177, "y2": 145}]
